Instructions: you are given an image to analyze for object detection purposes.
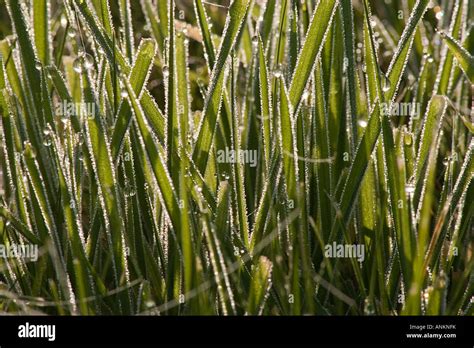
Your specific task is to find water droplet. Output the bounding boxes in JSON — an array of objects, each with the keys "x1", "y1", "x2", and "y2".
[
  {"x1": 35, "y1": 60, "x2": 42, "y2": 71},
  {"x1": 273, "y1": 69, "x2": 283, "y2": 78},
  {"x1": 252, "y1": 35, "x2": 258, "y2": 45},
  {"x1": 60, "y1": 15, "x2": 68, "y2": 28},
  {"x1": 364, "y1": 298, "x2": 375, "y2": 315},
  {"x1": 404, "y1": 132, "x2": 413, "y2": 146},
  {"x1": 163, "y1": 65, "x2": 169, "y2": 78},
  {"x1": 43, "y1": 133, "x2": 52, "y2": 147},
  {"x1": 124, "y1": 181, "x2": 136, "y2": 197},
  {"x1": 120, "y1": 87, "x2": 128, "y2": 98},
  {"x1": 77, "y1": 133, "x2": 84, "y2": 146},
  {"x1": 83, "y1": 53, "x2": 94, "y2": 70},
  {"x1": 424, "y1": 53, "x2": 434, "y2": 64},
  {"x1": 73, "y1": 57, "x2": 83, "y2": 73},
  {"x1": 67, "y1": 27, "x2": 76, "y2": 38},
  {"x1": 358, "y1": 120, "x2": 368, "y2": 128},
  {"x1": 382, "y1": 74, "x2": 391, "y2": 92}
]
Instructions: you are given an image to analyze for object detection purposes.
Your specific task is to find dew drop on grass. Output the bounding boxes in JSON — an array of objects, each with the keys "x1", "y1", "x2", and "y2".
[
  {"x1": 382, "y1": 74, "x2": 391, "y2": 92},
  {"x1": 423, "y1": 53, "x2": 434, "y2": 64},
  {"x1": 73, "y1": 57, "x2": 83, "y2": 73},
  {"x1": 404, "y1": 132, "x2": 413, "y2": 146},
  {"x1": 273, "y1": 69, "x2": 283, "y2": 78},
  {"x1": 83, "y1": 53, "x2": 94, "y2": 70},
  {"x1": 43, "y1": 134, "x2": 52, "y2": 147},
  {"x1": 124, "y1": 181, "x2": 136, "y2": 197},
  {"x1": 60, "y1": 15, "x2": 68, "y2": 28},
  {"x1": 442, "y1": 156, "x2": 451, "y2": 166},
  {"x1": 252, "y1": 35, "x2": 258, "y2": 46},
  {"x1": 364, "y1": 298, "x2": 375, "y2": 315},
  {"x1": 163, "y1": 65, "x2": 170, "y2": 78},
  {"x1": 67, "y1": 27, "x2": 76, "y2": 38},
  {"x1": 120, "y1": 87, "x2": 128, "y2": 98},
  {"x1": 76, "y1": 133, "x2": 84, "y2": 146},
  {"x1": 358, "y1": 120, "x2": 368, "y2": 128},
  {"x1": 35, "y1": 60, "x2": 42, "y2": 71}
]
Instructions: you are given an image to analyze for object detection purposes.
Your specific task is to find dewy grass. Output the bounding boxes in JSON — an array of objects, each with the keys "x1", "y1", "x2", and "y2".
[{"x1": 0, "y1": 0, "x2": 472, "y2": 315}]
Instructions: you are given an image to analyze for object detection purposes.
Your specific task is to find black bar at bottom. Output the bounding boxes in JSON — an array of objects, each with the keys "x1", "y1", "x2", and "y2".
[{"x1": 0, "y1": 316, "x2": 472, "y2": 346}]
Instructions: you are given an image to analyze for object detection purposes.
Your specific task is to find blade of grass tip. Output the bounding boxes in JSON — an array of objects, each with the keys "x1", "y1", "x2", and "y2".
[
  {"x1": 0, "y1": 40, "x2": 27, "y2": 109},
  {"x1": 33, "y1": 0, "x2": 51, "y2": 66},
  {"x1": 288, "y1": 0, "x2": 337, "y2": 110},
  {"x1": 440, "y1": 31, "x2": 474, "y2": 83},
  {"x1": 91, "y1": 0, "x2": 114, "y2": 36},
  {"x1": 192, "y1": 0, "x2": 251, "y2": 174},
  {"x1": 247, "y1": 256, "x2": 273, "y2": 315},
  {"x1": 74, "y1": 0, "x2": 168, "y2": 145},
  {"x1": 384, "y1": 0, "x2": 431, "y2": 101},
  {"x1": 194, "y1": 0, "x2": 216, "y2": 68},
  {"x1": 110, "y1": 39, "x2": 157, "y2": 159},
  {"x1": 46, "y1": 65, "x2": 81, "y2": 132},
  {"x1": 450, "y1": 24, "x2": 474, "y2": 91},
  {"x1": 0, "y1": 206, "x2": 40, "y2": 245}
]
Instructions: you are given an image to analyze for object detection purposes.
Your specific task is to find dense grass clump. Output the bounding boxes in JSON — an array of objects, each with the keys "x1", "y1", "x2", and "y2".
[{"x1": 0, "y1": 0, "x2": 473, "y2": 315}]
